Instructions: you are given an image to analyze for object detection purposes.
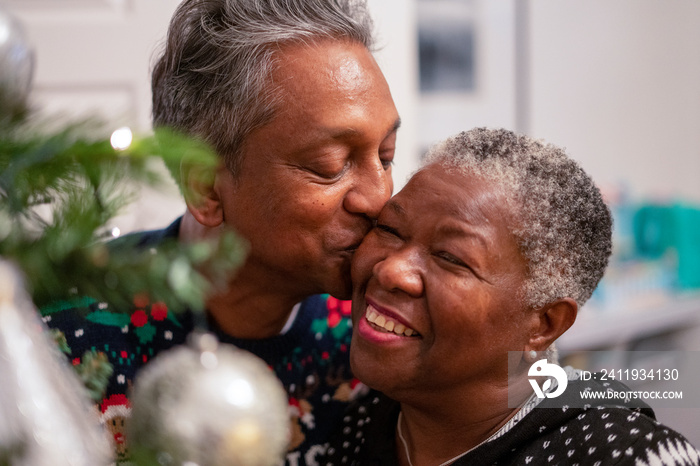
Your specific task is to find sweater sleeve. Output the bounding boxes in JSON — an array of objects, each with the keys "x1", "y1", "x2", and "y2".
[{"x1": 611, "y1": 409, "x2": 700, "y2": 466}]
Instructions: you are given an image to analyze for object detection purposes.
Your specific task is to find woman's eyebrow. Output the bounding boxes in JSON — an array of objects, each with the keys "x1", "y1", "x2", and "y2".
[
  {"x1": 436, "y1": 224, "x2": 489, "y2": 249},
  {"x1": 384, "y1": 199, "x2": 406, "y2": 217}
]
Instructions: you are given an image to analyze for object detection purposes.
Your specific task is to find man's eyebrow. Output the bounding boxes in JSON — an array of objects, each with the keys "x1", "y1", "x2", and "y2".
[{"x1": 328, "y1": 117, "x2": 402, "y2": 140}]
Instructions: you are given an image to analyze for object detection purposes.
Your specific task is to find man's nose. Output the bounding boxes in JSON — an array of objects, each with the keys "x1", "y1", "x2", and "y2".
[{"x1": 343, "y1": 158, "x2": 392, "y2": 219}]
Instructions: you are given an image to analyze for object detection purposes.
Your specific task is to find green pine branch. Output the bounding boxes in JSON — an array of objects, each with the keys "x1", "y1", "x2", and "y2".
[{"x1": 0, "y1": 104, "x2": 247, "y2": 314}]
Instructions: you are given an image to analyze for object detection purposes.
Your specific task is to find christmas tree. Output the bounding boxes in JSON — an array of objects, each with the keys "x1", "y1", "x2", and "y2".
[{"x1": 0, "y1": 7, "x2": 278, "y2": 464}]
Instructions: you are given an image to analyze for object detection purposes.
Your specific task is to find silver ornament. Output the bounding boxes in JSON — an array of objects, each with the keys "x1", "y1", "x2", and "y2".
[
  {"x1": 129, "y1": 331, "x2": 290, "y2": 466},
  {"x1": 0, "y1": 5, "x2": 34, "y2": 112},
  {"x1": 0, "y1": 261, "x2": 113, "y2": 466}
]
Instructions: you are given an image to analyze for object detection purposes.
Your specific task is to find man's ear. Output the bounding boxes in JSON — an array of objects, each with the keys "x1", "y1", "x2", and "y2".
[
  {"x1": 525, "y1": 298, "x2": 578, "y2": 353},
  {"x1": 181, "y1": 160, "x2": 225, "y2": 228}
]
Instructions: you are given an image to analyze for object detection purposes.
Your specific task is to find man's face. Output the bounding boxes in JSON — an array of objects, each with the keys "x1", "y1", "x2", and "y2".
[{"x1": 216, "y1": 39, "x2": 400, "y2": 300}]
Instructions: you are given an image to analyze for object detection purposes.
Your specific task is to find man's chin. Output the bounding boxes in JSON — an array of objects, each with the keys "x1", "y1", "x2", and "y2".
[
  {"x1": 317, "y1": 256, "x2": 353, "y2": 299},
  {"x1": 325, "y1": 276, "x2": 353, "y2": 301}
]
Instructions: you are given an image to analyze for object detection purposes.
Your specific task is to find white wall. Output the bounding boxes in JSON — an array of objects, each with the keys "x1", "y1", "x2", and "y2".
[
  {"x1": 378, "y1": 0, "x2": 700, "y2": 203},
  {"x1": 372, "y1": 0, "x2": 519, "y2": 189},
  {"x1": 367, "y1": 0, "x2": 419, "y2": 190},
  {"x1": 417, "y1": 0, "x2": 518, "y2": 152},
  {"x1": 527, "y1": 0, "x2": 700, "y2": 203}
]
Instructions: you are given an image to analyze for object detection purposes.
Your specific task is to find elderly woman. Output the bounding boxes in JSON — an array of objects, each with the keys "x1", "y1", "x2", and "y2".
[{"x1": 325, "y1": 128, "x2": 699, "y2": 465}]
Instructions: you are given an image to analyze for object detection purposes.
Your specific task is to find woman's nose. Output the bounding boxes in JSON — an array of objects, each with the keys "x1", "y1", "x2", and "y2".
[{"x1": 372, "y1": 249, "x2": 423, "y2": 297}]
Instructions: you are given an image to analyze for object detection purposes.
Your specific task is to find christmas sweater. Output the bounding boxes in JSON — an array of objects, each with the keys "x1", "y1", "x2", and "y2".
[
  {"x1": 324, "y1": 369, "x2": 700, "y2": 466},
  {"x1": 42, "y1": 218, "x2": 365, "y2": 466}
]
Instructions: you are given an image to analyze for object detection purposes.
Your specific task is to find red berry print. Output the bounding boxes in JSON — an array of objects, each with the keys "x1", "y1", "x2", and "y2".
[
  {"x1": 130, "y1": 310, "x2": 148, "y2": 327},
  {"x1": 150, "y1": 302, "x2": 168, "y2": 321},
  {"x1": 133, "y1": 293, "x2": 149, "y2": 308}
]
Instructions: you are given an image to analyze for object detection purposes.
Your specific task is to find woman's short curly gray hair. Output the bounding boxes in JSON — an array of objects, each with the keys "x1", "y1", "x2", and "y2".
[{"x1": 424, "y1": 127, "x2": 613, "y2": 309}]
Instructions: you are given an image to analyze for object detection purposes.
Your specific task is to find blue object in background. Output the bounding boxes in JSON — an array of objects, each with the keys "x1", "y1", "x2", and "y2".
[{"x1": 634, "y1": 204, "x2": 700, "y2": 290}]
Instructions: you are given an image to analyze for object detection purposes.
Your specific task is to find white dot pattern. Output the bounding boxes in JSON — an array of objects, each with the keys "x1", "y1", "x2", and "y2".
[{"x1": 322, "y1": 397, "x2": 700, "y2": 465}]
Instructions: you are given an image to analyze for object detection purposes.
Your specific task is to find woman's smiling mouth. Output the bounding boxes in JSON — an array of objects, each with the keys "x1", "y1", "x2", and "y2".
[{"x1": 364, "y1": 304, "x2": 420, "y2": 337}]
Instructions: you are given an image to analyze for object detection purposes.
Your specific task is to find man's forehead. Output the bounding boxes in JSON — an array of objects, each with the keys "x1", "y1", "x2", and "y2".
[{"x1": 273, "y1": 39, "x2": 381, "y2": 84}]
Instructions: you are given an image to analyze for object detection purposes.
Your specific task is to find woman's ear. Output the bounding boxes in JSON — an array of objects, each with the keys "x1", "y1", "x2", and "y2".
[
  {"x1": 525, "y1": 298, "x2": 578, "y2": 353},
  {"x1": 181, "y1": 161, "x2": 225, "y2": 228}
]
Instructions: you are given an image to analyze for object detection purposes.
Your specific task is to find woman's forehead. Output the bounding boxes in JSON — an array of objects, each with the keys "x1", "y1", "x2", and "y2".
[
  {"x1": 397, "y1": 164, "x2": 510, "y2": 216},
  {"x1": 385, "y1": 162, "x2": 529, "y2": 278}
]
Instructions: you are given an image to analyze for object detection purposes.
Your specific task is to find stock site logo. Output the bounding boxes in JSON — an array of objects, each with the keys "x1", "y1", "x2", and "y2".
[{"x1": 528, "y1": 359, "x2": 568, "y2": 399}]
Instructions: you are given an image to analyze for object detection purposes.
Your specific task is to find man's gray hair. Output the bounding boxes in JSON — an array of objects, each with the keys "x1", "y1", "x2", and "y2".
[
  {"x1": 424, "y1": 127, "x2": 613, "y2": 310},
  {"x1": 152, "y1": 0, "x2": 375, "y2": 176}
]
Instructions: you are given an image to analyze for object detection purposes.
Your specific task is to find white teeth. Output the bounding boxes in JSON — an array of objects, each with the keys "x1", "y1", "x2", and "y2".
[
  {"x1": 365, "y1": 305, "x2": 418, "y2": 337},
  {"x1": 367, "y1": 309, "x2": 379, "y2": 323}
]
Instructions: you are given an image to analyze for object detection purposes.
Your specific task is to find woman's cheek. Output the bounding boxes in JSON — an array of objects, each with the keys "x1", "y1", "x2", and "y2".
[{"x1": 352, "y1": 233, "x2": 380, "y2": 279}]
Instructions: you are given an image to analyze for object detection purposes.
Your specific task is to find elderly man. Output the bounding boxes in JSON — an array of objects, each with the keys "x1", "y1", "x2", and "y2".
[{"x1": 45, "y1": 0, "x2": 400, "y2": 464}]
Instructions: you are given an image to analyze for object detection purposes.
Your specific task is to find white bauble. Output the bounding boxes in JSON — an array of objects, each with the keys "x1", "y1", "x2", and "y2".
[
  {"x1": 128, "y1": 332, "x2": 290, "y2": 466},
  {"x1": 0, "y1": 5, "x2": 34, "y2": 110},
  {"x1": 0, "y1": 261, "x2": 112, "y2": 466}
]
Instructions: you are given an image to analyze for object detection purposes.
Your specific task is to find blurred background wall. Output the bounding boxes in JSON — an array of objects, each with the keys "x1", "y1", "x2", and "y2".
[{"x1": 5, "y1": 0, "x2": 700, "y2": 443}]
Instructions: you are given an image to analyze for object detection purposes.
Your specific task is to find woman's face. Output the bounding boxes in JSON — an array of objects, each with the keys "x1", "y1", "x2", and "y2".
[{"x1": 350, "y1": 163, "x2": 536, "y2": 401}]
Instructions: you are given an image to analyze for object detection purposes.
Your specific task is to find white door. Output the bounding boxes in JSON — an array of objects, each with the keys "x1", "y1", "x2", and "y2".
[
  {"x1": 6, "y1": 0, "x2": 186, "y2": 232},
  {"x1": 7, "y1": 0, "x2": 180, "y2": 130}
]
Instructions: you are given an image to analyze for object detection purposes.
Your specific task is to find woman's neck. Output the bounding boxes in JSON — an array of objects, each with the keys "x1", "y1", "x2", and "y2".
[{"x1": 396, "y1": 380, "x2": 531, "y2": 466}]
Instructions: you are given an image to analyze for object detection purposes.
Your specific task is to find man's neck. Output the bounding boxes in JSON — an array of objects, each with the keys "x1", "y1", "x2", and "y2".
[
  {"x1": 179, "y1": 211, "x2": 303, "y2": 339},
  {"x1": 205, "y1": 280, "x2": 302, "y2": 339}
]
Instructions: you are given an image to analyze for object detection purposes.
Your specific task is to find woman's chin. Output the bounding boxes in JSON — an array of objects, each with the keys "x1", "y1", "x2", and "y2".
[{"x1": 350, "y1": 349, "x2": 398, "y2": 394}]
